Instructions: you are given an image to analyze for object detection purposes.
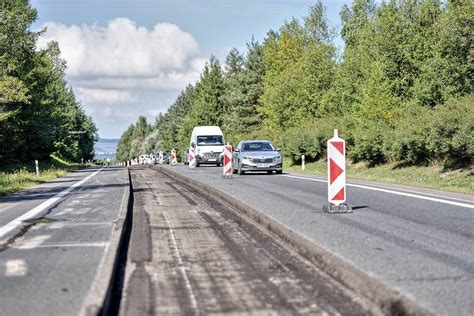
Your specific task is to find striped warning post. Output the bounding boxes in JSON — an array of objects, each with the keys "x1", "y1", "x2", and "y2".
[
  {"x1": 188, "y1": 147, "x2": 196, "y2": 169},
  {"x1": 223, "y1": 144, "x2": 233, "y2": 178},
  {"x1": 327, "y1": 129, "x2": 346, "y2": 205},
  {"x1": 170, "y1": 149, "x2": 177, "y2": 166},
  {"x1": 159, "y1": 151, "x2": 164, "y2": 164}
]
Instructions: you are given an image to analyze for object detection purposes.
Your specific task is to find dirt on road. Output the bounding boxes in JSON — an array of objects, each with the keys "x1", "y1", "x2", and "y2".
[{"x1": 119, "y1": 166, "x2": 376, "y2": 315}]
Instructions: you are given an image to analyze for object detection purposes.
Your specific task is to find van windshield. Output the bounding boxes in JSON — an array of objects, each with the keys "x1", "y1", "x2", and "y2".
[{"x1": 197, "y1": 135, "x2": 224, "y2": 146}]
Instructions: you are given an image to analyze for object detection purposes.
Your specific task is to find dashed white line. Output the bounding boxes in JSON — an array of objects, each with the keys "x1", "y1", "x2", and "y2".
[
  {"x1": 0, "y1": 168, "x2": 103, "y2": 239},
  {"x1": 282, "y1": 174, "x2": 474, "y2": 209},
  {"x1": 5, "y1": 259, "x2": 27, "y2": 277},
  {"x1": 16, "y1": 235, "x2": 51, "y2": 249},
  {"x1": 163, "y1": 210, "x2": 199, "y2": 313}
]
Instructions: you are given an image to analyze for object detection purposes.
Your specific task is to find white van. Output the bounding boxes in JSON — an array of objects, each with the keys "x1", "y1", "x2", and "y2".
[{"x1": 190, "y1": 126, "x2": 225, "y2": 167}]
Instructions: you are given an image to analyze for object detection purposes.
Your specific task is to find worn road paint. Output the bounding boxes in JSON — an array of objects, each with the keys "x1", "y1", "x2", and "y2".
[
  {"x1": 5, "y1": 259, "x2": 28, "y2": 277},
  {"x1": 0, "y1": 168, "x2": 104, "y2": 239}
]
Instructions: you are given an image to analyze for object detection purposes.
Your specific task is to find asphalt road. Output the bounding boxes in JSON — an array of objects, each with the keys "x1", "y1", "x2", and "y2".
[
  {"x1": 160, "y1": 164, "x2": 474, "y2": 316},
  {"x1": 121, "y1": 166, "x2": 376, "y2": 315},
  {"x1": 0, "y1": 166, "x2": 128, "y2": 316}
]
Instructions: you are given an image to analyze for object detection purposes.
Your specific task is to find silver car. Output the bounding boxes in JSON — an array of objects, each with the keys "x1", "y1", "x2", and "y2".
[{"x1": 232, "y1": 140, "x2": 283, "y2": 175}]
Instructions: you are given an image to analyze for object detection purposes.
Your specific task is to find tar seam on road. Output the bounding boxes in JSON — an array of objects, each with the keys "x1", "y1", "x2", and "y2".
[
  {"x1": 162, "y1": 210, "x2": 200, "y2": 314},
  {"x1": 282, "y1": 174, "x2": 474, "y2": 209},
  {"x1": 0, "y1": 167, "x2": 104, "y2": 240}
]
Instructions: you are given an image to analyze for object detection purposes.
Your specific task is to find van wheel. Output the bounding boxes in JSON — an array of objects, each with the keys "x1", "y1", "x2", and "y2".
[
  {"x1": 267, "y1": 171, "x2": 273, "y2": 175},
  {"x1": 276, "y1": 170, "x2": 283, "y2": 174}
]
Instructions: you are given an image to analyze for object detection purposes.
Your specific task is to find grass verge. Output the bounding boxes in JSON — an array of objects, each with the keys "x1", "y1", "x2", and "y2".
[
  {"x1": 0, "y1": 155, "x2": 84, "y2": 197},
  {"x1": 284, "y1": 160, "x2": 473, "y2": 195}
]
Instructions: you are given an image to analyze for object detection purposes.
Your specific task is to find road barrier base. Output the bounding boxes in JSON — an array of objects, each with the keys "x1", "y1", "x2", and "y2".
[
  {"x1": 222, "y1": 175, "x2": 233, "y2": 179},
  {"x1": 323, "y1": 203, "x2": 352, "y2": 214}
]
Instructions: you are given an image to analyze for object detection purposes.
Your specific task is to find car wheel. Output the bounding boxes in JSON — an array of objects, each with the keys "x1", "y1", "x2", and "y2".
[
  {"x1": 276, "y1": 170, "x2": 283, "y2": 174},
  {"x1": 238, "y1": 162, "x2": 245, "y2": 175},
  {"x1": 196, "y1": 161, "x2": 200, "y2": 167},
  {"x1": 267, "y1": 170, "x2": 273, "y2": 175},
  {"x1": 216, "y1": 163, "x2": 221, "y2": 167}
]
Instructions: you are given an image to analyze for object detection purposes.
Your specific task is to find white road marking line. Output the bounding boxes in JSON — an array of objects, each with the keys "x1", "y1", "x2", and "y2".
[
  {"x1": 282, "y1": 174, "x2": 474, "y2": 209},
  {"x1": 34, "y1": 242, "x2": 108, "y2": 248},
  {"x1": 163, "y1": 210, "x2": 199, "y2": 313},
  {"x1": 0, "y1": 168, "x2": 103, "y2": 239},
  {"x1": 16, "y1": 235, "x2": 50, "y2": 249},
  {"x1": 5, "y1": 259, "x2": 27, "y2": 277}
]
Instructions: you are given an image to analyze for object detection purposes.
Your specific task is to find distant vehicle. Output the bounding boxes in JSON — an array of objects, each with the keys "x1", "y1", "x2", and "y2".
[
  {"x1": 183, "y1": 149, "x2": 189, "y2": 165},
  {"x1": 139, "y1": 154, "x2": 148, "y2": 165},
  {"x1": 232, "y1": 140, "x2": 282, "y2": 175},
  {"x1": 190, "y1": 126, "x2": 225, "y2": 167},
  {"x1": 155, "y1": 151, "x2": 169, "y2": 164}
]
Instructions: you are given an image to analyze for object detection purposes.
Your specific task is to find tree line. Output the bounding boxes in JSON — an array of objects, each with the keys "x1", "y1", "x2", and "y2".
[
  {"x1": 117, "y1": 0, "x2": 472, "y2": 168},
  {"x1": 0, "y1": 0, "x2": 98, "y2": 165}
]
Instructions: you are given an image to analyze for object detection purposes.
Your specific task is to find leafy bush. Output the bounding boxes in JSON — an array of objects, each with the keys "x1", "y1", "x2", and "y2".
[
  {"x1": 426, "y1": 95, "x2": 474, "y2": 167},
  {"x1": 283, "y1": 117, "x2": 347, "y2": 164},
  {"x1": 349, "y1": 121, "x2": 387, "y2": 166}
]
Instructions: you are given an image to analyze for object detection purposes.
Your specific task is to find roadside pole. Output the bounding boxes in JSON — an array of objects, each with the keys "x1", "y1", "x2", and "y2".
[
  {"x1": 323, "y1": 129, "x2": 351, "y2": 213},
  {"x1": 302, "y1": 155, "x2": 305, "y2": 171},
  {"x1": 35, "y1": 160, "x2": 39, "y2": 175}
]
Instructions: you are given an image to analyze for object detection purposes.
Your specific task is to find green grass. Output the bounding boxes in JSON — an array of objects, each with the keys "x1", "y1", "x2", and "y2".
[
  {"x1": 284, "y1": 160, "x2": 473, "y2": 195},
  {"x1": 0, "y1": 155, "x2": 84, "y2": 196}
]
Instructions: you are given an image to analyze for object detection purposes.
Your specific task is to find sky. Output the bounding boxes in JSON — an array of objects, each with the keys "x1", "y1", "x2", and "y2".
[{"x1": 31, "y1": 0, "x2": 352, "y2": 139}]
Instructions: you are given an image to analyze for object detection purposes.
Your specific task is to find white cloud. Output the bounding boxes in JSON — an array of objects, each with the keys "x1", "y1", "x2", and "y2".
[
  {"x1": 38, "y1": 18, "x2": 201, "y2": 78},
  {"x1": 76, "y1": 88, "x2": 137, "y2": 104},
  {"x1": 37, "y1": 18, "x2": 206, "y2": 138}
]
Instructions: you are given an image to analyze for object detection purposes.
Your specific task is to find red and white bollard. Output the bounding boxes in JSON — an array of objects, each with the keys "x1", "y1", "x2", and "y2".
[
  {"x1": 170, "y1": 149, "x2": 177, "y2": 165},
  {"x1": 159, "y1": 151, "x2": 164, "y2": 164},
  {"x1": 223, "y1": 144, "x2": 233, "y2": 178},
  {"x1": 323, "y1": 129, "x2": 351, "y2": 213},
  {"x1": 188, "y1": 147, "x2": 196, "y2": 169}
]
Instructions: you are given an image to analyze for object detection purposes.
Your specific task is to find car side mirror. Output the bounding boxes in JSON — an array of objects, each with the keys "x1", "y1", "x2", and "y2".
[
  {"x1": 276, "y1": 148, "x2": 281, "y2": 152},
  {"x1": 234, "y1": 148, "x2": 240, "y2": 153}
]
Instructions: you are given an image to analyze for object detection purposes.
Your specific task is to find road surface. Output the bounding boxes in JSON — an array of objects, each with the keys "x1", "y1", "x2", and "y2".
[
  {"x1": 159, "y1": 164, "x2": 474, "y2": 316},
  {"x1": 0, "y1": 166, "x2": 128, "y2": 316},
  {"x1": 120, "y1": 166, "x2": 376, "y2": 314}
]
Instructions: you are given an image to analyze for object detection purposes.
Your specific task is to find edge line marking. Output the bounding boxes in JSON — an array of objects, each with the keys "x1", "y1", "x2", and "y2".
[
  {"x1": 281, "y1": 174, "x2": 474, "y2": 209},
  {"x1": 0, "y1": 167, "x2": 104, "y2": 239}
]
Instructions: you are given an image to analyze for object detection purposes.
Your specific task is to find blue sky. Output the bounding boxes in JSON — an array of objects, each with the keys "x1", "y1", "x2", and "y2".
[{"x1": 31, "y1": 0, "x2": 352, "y2": 138}]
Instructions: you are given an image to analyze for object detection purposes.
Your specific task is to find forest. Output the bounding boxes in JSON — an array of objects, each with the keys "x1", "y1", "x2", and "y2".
[
  {"x1": 117, "y1": 0, "x2": 473, "y2": 169},
  {"x1": 0, "y1": 0, "x2": 98, "y2": 165}
]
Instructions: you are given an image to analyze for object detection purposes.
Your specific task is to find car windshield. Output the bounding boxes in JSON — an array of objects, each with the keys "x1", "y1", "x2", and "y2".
[
  {"x1": 197, "y1": 135, "x2": 224, "y2": 146},
  {"x1": 242, "y1": 142, "x2": 275, "y2": 152}
]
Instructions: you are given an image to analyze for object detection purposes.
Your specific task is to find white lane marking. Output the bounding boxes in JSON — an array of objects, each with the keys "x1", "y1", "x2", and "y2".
[
  {"x1": 282, "y1": 174, "x2": 474, "y2": 209},
  {"x1": 163, "y1": 210, "x2": 199, "y2": 313},
  {"x1": 16, "y1": 235, "x2": 51, "y2": 249},
  {"x1": 0, "y1": 168, "x2": 103, "y2": 239},
  {"x1": 34, "y1": 242, "x2": 108, "y2": 248},
  {"x1": 5, "y1": 259, "x2": 28, "y2": 277}
]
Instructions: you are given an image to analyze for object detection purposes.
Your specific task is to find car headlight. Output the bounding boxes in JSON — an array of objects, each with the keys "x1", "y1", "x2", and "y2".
[
  {"x1": 196, "y1": 148, "x2": 201, "y2": 154},
  {"x1": 242, "y1": 156, "x2": 252, "y2": 162},
  {"x1": 274, "y1": 156, "x2": 282, "y2": 162}
]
